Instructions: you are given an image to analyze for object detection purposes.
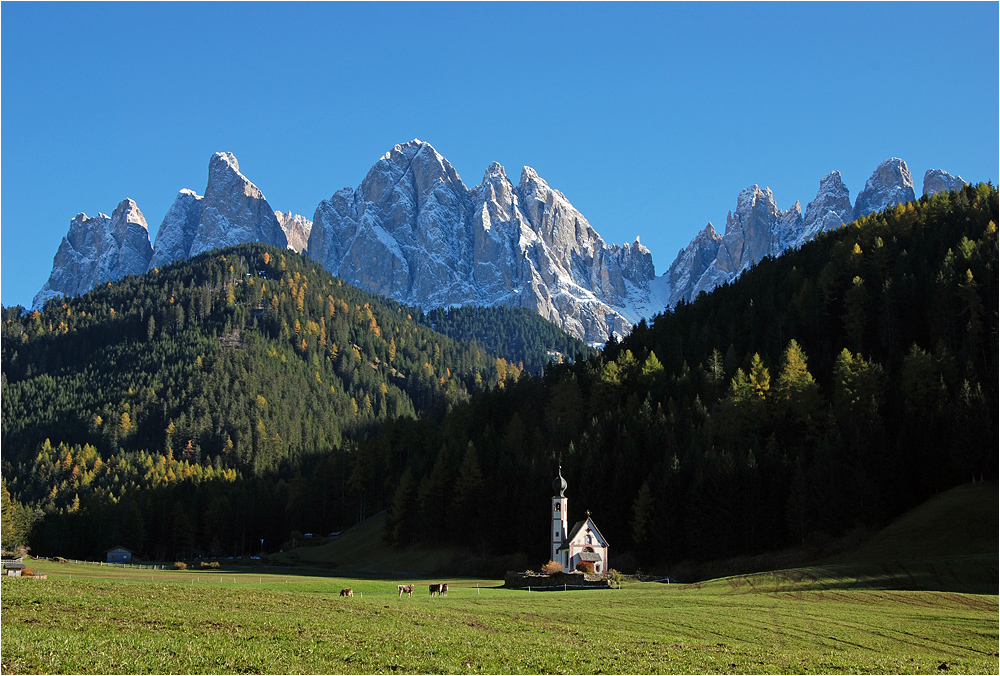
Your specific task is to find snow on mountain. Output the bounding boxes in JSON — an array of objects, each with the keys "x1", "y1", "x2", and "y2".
[
  {"x1": 656, "y1": 157, "x2": 958, "y2": 311},
  {"x1": 797, "y1": 171, "x2": 853, "y2": 245},
  {"x1": 33, "y1": 199, "x2": 153, "y2": 310},
  {"x1": 922, "y1": 169, "x2": 966, "y2": 197},
  {"x1": 34, "y1": 146, "x2": 969, "y2": 345},
  {"x1": 308, "y1": 140, "x2": 654, "y2": 343},
  {"x1": 148, "y1": 153, "x2": 287, "y2": 270},
  {"x1": 657, "y1": 185, "x2": 801, "y2": 309},
  {"x1": 853, "y1": 158, "x2": 915, "y2": 220},
  {"x1": 275, "y1": 211, "x2": 312, "y2": 253},
  {"x1": 149, "y1": 189, "x2": 202, "y2": 270},
  {"x1": 189, "y1": 152, "x2": 287, "y2": 257}
]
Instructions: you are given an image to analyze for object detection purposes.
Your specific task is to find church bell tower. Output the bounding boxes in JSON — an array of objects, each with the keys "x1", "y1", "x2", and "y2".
[{"x1": 551, "y1": 465, "x2": 569, "y2": 570}]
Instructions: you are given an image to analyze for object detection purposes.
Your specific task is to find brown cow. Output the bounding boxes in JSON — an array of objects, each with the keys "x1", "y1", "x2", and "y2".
[
  {"x1": 398, "y1": 584, "x2": 414, "y2": 598},
  {"x1": 339, "y1": 588, "x2": 354, "y2": 597}
]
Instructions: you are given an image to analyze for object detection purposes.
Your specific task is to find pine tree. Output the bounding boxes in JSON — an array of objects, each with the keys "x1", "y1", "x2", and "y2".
[
  {"x1": 629, "y1": 480, "x2": 654, "y2": 550},
  {"x1": 774, "y1": 340, "x2": 822, "y2": 442},
  {"x1": 451, "y1": 442, "x2": 486, "y2": 542}
]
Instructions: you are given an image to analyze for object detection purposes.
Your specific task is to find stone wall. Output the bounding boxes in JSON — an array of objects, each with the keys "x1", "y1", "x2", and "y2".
[{"x1": 503, "y1": 570, "x2": 613, "y2": 589}]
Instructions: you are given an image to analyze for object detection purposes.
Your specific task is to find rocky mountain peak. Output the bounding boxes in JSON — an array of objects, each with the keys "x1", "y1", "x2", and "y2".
[
  {"x1": 149, "y1": 189, "x2": 203, "y2": 270},
  {"x1": 275, "y1": 211, "x2": 313, "y2": 254},
  {"x1": 111, "y1": 198, "x2": 147, "y2": 230},
  {"x1": 188, "y1": 152, "x2": 286, "y2": 257},
  {"x1": 922, "y1": 169, "x2": 966, "y2": 196},
  {"x1": 308, "y1": 143, "x2": 651, "y2": 343},
  {"x1": 733, "y1": 185, "x2": 777, "y2": 219},
  {"x1": 717, "y1": 185, "x2": 785, "y2": 273},
  {"x1": 109, "y1": 198, "x2": 154, "y2": 278},
  {"x1": 519, "y1": 165, "x2": 540, "y2": 185},
  {"x1": 799, "y1": 170, "x2": 852, "y2": 243},
  {"x1": 360, "y1": 139, "x2": 464, "y2": 209},
  {"x1": 206, "y1": 151, "x2": 264, "y2": 202},
  {"x1": 210, "y1": 151, "x2": 239, "y2": 174},
  {"x1": 656, "y1": 157, "x2": 962, "y2": 313},
  {"x1": 148, "y1": 152, "x2": 286, "y2": 269},
  {"x1": 853, "y1": 158, "x2": 914, "y2": 220},
  {"x1": 482, "y1": 161, "x2": 509, "y2": 185},
  {"x1": 476, "y1": 162, "x2": 517, "y2": 220},
  {"x1": 32, "y1": 198, "x2": 153, "y2": 310}
]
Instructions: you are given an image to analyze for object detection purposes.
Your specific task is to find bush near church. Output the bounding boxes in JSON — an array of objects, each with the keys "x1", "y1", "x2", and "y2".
[{"x1": 541, "y1": 560, "x2": 563, "y2": 574}]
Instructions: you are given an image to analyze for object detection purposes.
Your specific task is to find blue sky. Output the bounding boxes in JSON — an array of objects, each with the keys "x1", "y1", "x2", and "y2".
[{"x1": 2, "y1": 2, "x2": 997, "y2": 308}]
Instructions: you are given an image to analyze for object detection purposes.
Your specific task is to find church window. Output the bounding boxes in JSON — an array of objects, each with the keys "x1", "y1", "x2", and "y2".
[{"x1": 555, "y1": 503, "x2": 560, "y2": 512}]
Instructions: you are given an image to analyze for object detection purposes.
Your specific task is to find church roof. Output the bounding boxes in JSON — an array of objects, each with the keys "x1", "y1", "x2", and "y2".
[
  {"x1": 557, "y1": 516, "x2": 610, "y2": 551},
  {"x1": 578, "y1": 551, "x2": 603, "y2": 563}
]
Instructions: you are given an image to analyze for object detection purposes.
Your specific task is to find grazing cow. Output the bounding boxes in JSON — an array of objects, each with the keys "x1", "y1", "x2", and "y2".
[
  {"x1": 429, "y1": 583, "x2": 442, "y2": 596},
  {"x1": 440, "y1": 583, "x2": 449, "y2": 595},
  {"x1": 398, "y1": 584, "x2": 414, "y2": 598},
  {"x1": 339, "y1": 588, "x2": 354, "y2": 597}
]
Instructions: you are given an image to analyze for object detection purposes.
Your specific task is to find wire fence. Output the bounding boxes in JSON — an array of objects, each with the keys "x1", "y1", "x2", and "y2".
[{"x1": 34, "y1": 556, "x2": 166, "y2": 570}]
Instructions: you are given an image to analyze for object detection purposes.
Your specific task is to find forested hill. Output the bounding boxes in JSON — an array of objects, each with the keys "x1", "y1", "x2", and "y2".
[
  {"x1": 1, "y1": 244, "x2": 527, "y2": 558},
  {"x1": 420, "y1": 305, "x2": 597, "y2": 374},
  {"x1": 374, "y1": 183, "x2": 997, "y2": 569},
  {"x1": 2, "y1": 186, "x2": 996, "y2": 571}
]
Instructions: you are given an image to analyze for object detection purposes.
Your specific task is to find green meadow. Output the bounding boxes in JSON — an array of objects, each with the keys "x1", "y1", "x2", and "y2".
[
  {"x1": 2, "y1": 558, "x2": 996, "y2": 674},
  {"x1": 3, "y1": 482, "x2": 997, "y2": 674}
]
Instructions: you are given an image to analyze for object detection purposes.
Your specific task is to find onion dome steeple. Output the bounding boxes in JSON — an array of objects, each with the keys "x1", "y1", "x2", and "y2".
[{"x1": 553, "y1": 464, "x2": 567, "y2": 497}]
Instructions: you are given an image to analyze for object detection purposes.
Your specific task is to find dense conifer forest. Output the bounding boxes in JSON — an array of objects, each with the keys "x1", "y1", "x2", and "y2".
[
  {"x1": 2, "y1": 185, "x2": 997, "y2": 572},
  {"x1": 420, "y1": 305, "x2": 596, "y2": 374},
  {"x1": 1, "y1": 245, "x2": 523, "y2": 558},
  {"x1": 378, "y1": 183, "x2": 998, "y2": 568}
]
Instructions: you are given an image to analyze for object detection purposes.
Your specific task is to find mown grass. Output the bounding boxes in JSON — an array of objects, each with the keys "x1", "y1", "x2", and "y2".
[{"x1": 2, "y1": 559, "x2": 996, "y2": 674}]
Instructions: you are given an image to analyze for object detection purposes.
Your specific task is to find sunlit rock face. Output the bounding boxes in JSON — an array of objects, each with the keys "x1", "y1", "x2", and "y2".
[
  {"x1": 149, "y1": 152, "x2": 287, "y2": 269},
  {"x1": 307, "y1": 140, "x2": 654, "y2": 343},
  {"x1": 654, "y1": 158, "x2": 961, "y2": 309},
  {"x1": 35, "y1": 146, "x2": 968, "y2": 342},
  {"x1": 188, "y1": 152, "x2": 287, "y2": 256},
  {"x1": 853, "y1": 158, "x2": 915, "y2": 220},
  {"x1": 922, "y1": 169, "x2": 966, "y2": 197},
  {"x1": 275, "y1": 211, "x2": 312, "y2": 254},
  {"x1": 799, "y1": 171, "x2": 853, "y2": 243},
  {"x1": 659, "y1": 185, "x2": 803, "y2": 308},
  {"x1": 149, "y1": 189, "x2": 202, "y2": 270},
  {"x1": 33, "y1": 198, "x2": 153, "y2": 310}
]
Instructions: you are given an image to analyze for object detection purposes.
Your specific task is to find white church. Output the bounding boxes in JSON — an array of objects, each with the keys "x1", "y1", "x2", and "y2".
[{"x1": 550, "y1": 466, "x2": 610, "y2": 574}]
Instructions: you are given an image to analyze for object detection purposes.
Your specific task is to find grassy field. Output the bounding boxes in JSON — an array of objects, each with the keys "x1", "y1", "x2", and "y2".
[
  {"x1": 2, "y1": 557, "x2": 997, "y2": 674},
  {"x1": 3, "y1": 482, "x2": 997, "y2": 674}
]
